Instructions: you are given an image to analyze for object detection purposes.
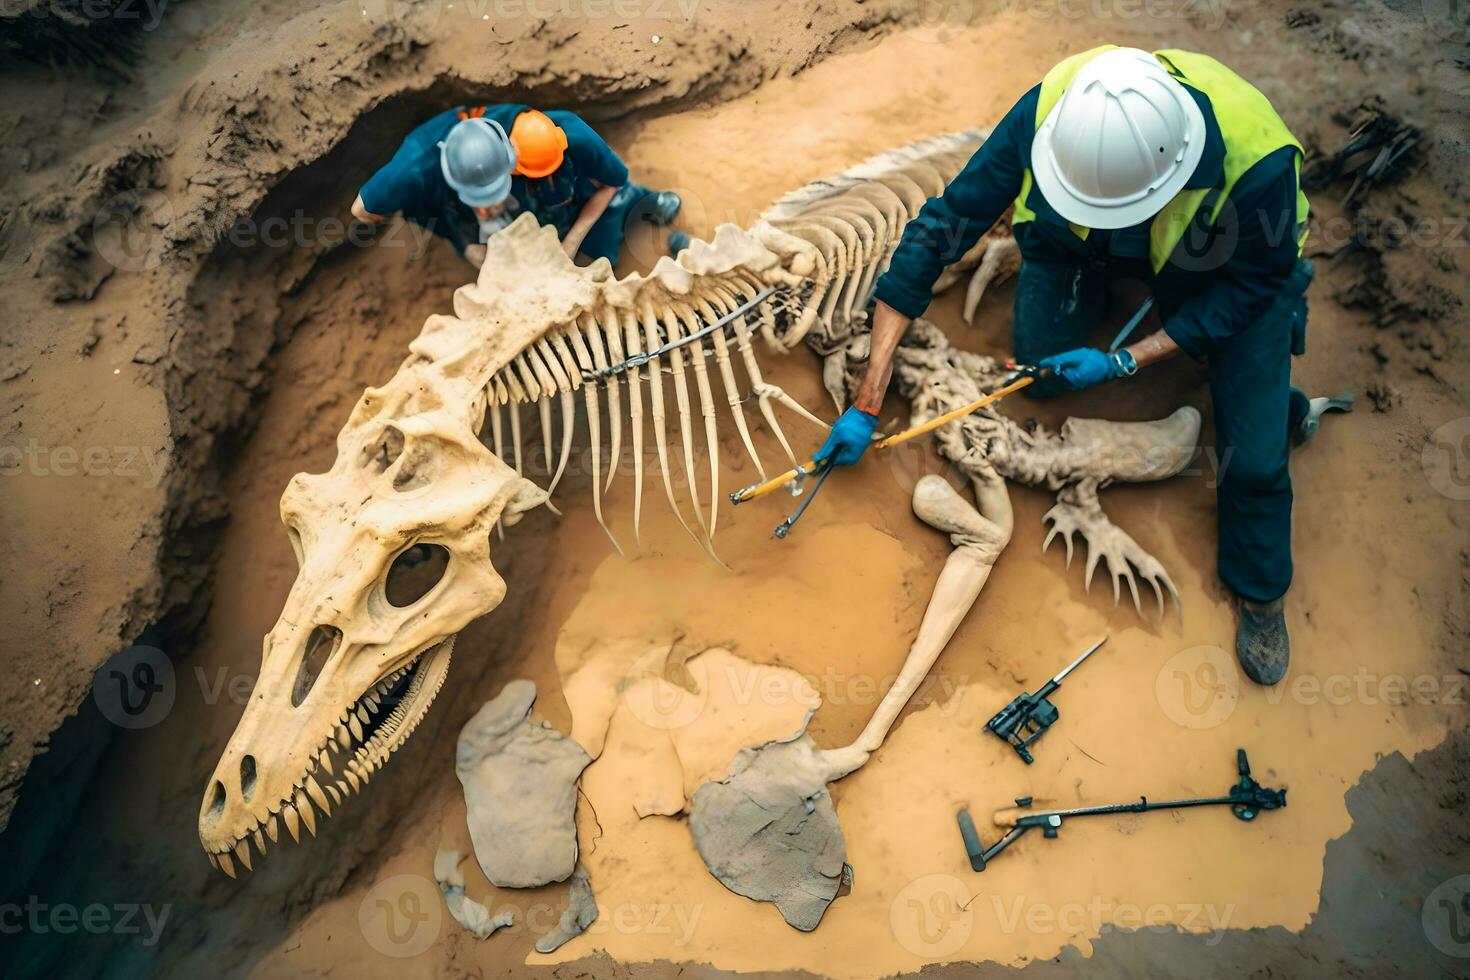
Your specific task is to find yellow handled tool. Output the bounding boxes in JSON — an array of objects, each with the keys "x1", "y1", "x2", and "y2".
[
  {"x1": 730, "y1": 368, "x2": 1044, "y2": 506},
  {"x1": 875, "y1": 372, "x2": 1036, "y2": 450}
]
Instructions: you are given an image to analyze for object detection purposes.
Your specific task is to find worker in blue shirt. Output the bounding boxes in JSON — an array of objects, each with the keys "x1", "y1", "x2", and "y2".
[
  {"x1": 818, "y1": 47, "x2": 1352, "y2": 686},
  {"x1": 352, "y1": 104, "x2": 681, "y2": 266}
]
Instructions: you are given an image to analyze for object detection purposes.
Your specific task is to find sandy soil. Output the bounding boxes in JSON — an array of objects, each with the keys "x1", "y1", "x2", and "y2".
[{"x1": 1, "y1": 1, "x2": 1467, "y2": 978}]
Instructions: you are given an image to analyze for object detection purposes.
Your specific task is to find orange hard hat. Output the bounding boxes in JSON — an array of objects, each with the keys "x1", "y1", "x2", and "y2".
[{"x1": 510, "y1": 110, "x2": 569, "y2": 178}]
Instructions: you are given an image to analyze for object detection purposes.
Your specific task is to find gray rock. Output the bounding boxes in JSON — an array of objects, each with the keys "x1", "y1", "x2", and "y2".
[
  {"x1": 534, "y1": 865, "x2": 598, "y2": 953},
  {"x1": 433, "y1": 849, "x2": 515, "y2": 939},
  {"x1": 689, "y1": 732, "x2": 850, "y2": 932},
  {"x1": 455, "y1": 679, "x2": 592, "y2": 888}
]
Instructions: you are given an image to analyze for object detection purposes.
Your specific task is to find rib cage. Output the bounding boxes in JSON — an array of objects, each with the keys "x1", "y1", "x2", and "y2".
[{"x1": 480, "y1": 129, "x2": 988, "y2": 556}]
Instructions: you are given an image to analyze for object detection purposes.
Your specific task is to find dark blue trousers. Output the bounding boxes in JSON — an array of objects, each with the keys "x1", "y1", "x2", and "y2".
[
  {"x1": 1012, "y1": 259, "x2": 1311, "y2": 602},
  {"x1": 579, "y1": 183, "x2": 660, "y2": 263}
]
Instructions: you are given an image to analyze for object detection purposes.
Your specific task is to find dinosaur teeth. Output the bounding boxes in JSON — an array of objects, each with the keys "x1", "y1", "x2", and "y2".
[
  {"x1": 306, "y1": 776, "x2": 331, "y2": 817},
  {"x1": 201, "y1": 643, "x2": 446, "y2": 873},
  {"x1": 234, "y1": 839, "x2": 253, "y2": 872},
  {"x1": 283, "y1": 804, "x2": 302, "y2": 842},
  {"x1": 295, "y1": 789, "x2": 318, "y2": 836}
]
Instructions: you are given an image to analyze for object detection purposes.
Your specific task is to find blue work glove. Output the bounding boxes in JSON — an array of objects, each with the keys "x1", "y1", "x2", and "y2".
[
  {"x1": 1038, "y1": 348, "x2": 1132, "y2": 391},
  {"x1": 815, "y1": 406, "x2": 880, "y2": 466}
]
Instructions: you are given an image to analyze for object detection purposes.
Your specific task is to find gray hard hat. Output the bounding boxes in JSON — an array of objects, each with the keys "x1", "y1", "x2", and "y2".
[{"x1": 438, "y1": 116, "x2": 514, "y2": 208}]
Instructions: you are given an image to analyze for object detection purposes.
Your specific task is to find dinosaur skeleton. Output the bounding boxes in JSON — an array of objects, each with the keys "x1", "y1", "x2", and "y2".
[{"x1": 197, "y1": 130, "x2": 1199, "y2": 880}]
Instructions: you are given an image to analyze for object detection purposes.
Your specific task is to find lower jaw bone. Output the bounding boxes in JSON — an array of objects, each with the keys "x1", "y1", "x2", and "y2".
[{"x1": 202, "y1": 638, "x2": 455, "y2": 874}]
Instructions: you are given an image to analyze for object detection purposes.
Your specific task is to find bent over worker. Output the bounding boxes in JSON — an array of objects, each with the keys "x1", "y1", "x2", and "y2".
[
  {"x1": 352, "y1": 104, "x2": 681, "y2": 266},
  {"x1": 819, "y1": 46, "x2": 1351, "y2": 686}
]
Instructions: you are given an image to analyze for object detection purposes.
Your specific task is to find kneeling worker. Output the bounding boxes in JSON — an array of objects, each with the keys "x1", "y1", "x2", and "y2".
[
  {"x1": 819, "y1": 46, "x2": 1350, "y2": 686},
  {"x1": 352, "y1": 104, "x2": 681, "y2": 266}
]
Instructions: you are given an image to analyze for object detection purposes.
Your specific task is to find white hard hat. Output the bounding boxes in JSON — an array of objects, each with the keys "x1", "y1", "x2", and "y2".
[
  {"x1": 1031, "y1": 48, "x2": 1206, "y2": 229},
  {"x1": 439, "y1": 117, "x2": 514, "y2": 208}
]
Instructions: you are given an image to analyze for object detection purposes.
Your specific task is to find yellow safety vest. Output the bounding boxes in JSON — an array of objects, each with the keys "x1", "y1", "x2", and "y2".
[{"x1": 1012, "y1": 46, "x2": 1311, "y2": 273}]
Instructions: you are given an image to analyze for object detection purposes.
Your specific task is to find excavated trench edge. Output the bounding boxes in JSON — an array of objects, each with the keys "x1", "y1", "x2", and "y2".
[
  {"x1": 5, "y1": 42, "x2": 1466, "y2": 977},
  {"x1": 0, "y1": 70, "x2": 795, "y2": 974}
]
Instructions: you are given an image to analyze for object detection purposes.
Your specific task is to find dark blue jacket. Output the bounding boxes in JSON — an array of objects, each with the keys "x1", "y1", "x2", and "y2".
[
  {"x1": 358, "y1": 105, "x2": 629, "y2": 257},
  {"x1": 872, "y1": 85, "x2": 1302, "y2": 360}
]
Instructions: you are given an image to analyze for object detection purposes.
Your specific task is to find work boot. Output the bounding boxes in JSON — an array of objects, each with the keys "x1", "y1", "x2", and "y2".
[
  {"x1": 1235, "y1": 597, "x2": 1289, "y2": 685},
  {"x1": 642, "y1": 191, "x2": 682, "y2": 226},
  {"x1": 667, "y1": 230, "x2": 691, "y2": 256},
  {"x1": 1293, "y1": 391, "x2": 1355, "y2": 447}
]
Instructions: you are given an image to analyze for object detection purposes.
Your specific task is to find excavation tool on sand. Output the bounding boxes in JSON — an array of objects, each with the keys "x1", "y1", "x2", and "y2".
[
  {"x1": 955, "y1": 749, "x2": 1287, "y2": 872},
  {"x1": 731, "y1": 367, "x2": 1050, "y2": 537},
  {"x1": 986, "y1": 636, "x2": 1107, "y2": 764}
]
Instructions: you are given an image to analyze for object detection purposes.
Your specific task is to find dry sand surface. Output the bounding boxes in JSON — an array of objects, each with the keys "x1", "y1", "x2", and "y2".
[{"x1": 1, "y1": 1, "x2": 1467, "y2": 978}]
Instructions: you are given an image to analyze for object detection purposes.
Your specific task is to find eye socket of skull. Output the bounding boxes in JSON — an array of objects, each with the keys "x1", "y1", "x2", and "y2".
[{"x1": 383, "y1": 543, "x2": 452, "y2": 608}]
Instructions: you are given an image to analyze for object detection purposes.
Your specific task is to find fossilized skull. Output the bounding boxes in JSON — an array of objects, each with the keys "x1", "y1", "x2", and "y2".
[{"x1": 196, "y1": 218, "x2": 602, "y2": 875}]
